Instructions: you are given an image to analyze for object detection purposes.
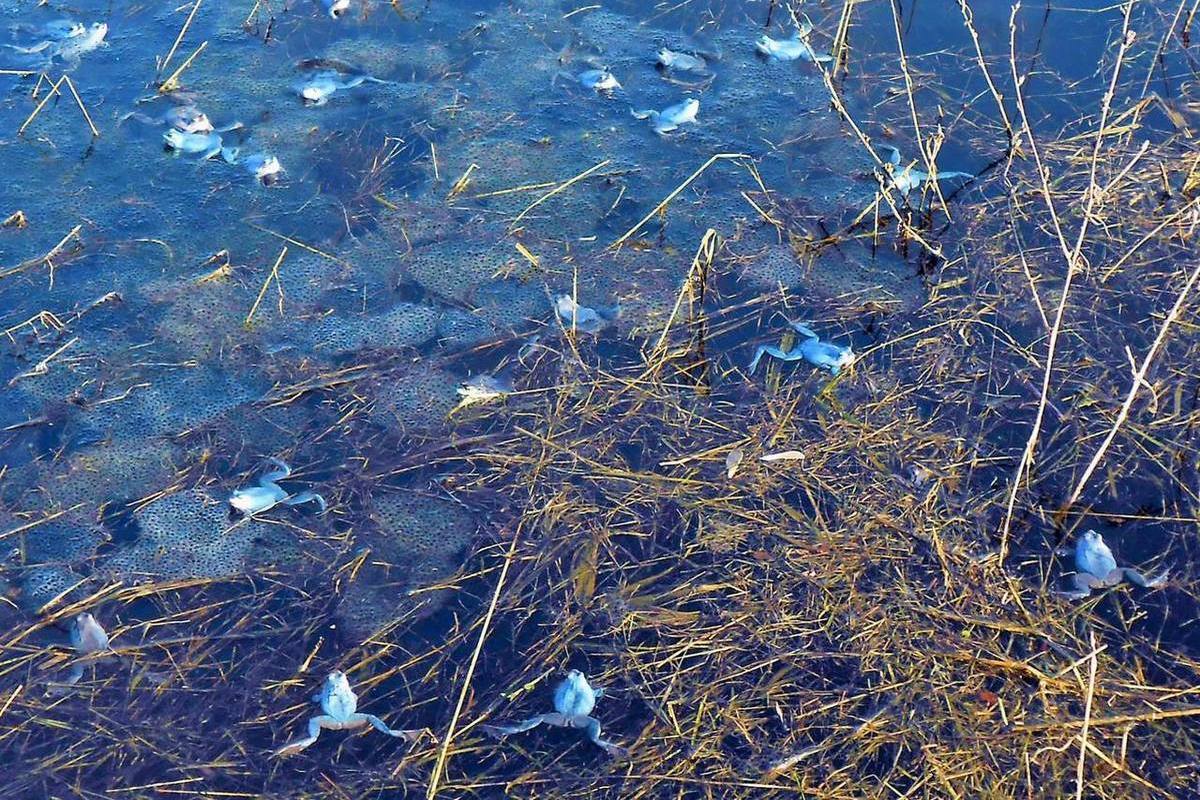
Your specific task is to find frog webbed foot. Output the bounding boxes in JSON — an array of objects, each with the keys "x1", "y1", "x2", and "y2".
[
  {"x1": 1121, "y1": 567, "x2": 1169, "y2": 589},
  {"x1": 482, "y1": 714, "x2": 551, "y2": 738}
]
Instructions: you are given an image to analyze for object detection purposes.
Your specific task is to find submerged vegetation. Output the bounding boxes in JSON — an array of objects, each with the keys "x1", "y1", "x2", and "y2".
[{"x1": 2, "y1": 0, "x2": 1200, "y2": 797}]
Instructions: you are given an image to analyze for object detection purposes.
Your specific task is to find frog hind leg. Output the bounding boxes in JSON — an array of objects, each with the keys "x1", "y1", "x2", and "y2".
[
  {"x1": 578, "y1": 715, "x2": 626, "y2": 757},
  {"x1": 482, "y1": 714, "x2": 551, "y2": 738},
  {"x1": 274, "y1": 715, "x2": 336, "y2": 756},
  {"x1": 261, "y1": 458, "x2": 292, "y2": 483},
  {"x1": 1056, "y1": 572, "x2": 1103, "y2": 599},
  {"x1": 283, "y1": 491, "x2": 327, "y2": 512},
  {"x1": 748, "y1": 345, "x2": 800, "y2": 374},
  {"x1": 1121, "y1": 567, "x2": 1169, "y2": 589},
  {"x1": 356, "y1": 713, "x2": 422, "y2": 741}
]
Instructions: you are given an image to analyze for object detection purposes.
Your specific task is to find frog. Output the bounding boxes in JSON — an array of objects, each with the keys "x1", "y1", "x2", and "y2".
[
  {"x1": 630, "y1": 97, "x2": 700, "y2": 134},
  {"x1": 656, "y1": 48, "x2": 709, "y2": 74},
  {"x1": 578, "y1": 68, "x2": 621, "y2": 92},
  {"x1": 877, "y1": 144, "x2": 974, "y2": 200},
  {"x1": 123, "y1": 103, "x2": 242, "y2": 134},
  {"x1": 9, "y1": 18, "x2": 85, "y2": 45},
  {"x1": 274, "y1": 670, "x2": 425, "y2": 756},
  {"x1": 46, "y1": 612, "x2": 112, "y2": 693},
  {"x1": 8, "y1": 20, "x2": 106, "y2": 67},
  {"x1": 162, "y1": 128, "x2": 227, "y2": 160},
  {"x1": 229, "y1": 457, "x2": 326, "y2": 516},
  {"x1": 224, "y1": 149, "x2": 284, "y2": 183},
  {"x1": 482, "y1": 670, "x2": 626, "y2": 757},
  {"x1": 1058, "y1": 529, "x2": 1170, "y2": 600},
  {"x1": 51, "y1": 21, "x2": 107, "y2": 66},
  {"x1": 555, "y1": 294, "x2": 619, "y2": 334},
  {"x1": 755, "y1": 24, "x2": 831, "y2": 64},
  {"x1": 455, "y1": 371, "x2": 514, "y2": 410},
  {"x1": 748, "y1": 321, "x2": 854, "y2": 376},
  {"x1": 295, "y1": 69, "x2": 386, "y2": 106},
  {"x1": 321, "y1": 0, "x2": 351, "y2": 19}
]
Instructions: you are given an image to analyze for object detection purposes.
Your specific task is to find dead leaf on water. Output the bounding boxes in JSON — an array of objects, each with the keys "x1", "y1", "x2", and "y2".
[
  {"x1": 725, "y1": 448, "x2": 744, "y2": 479},
  {"x1": 761, "y1": 450, "x2": 805, "y2": 463}
]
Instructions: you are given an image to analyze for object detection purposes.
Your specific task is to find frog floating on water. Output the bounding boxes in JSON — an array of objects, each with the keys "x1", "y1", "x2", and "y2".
[
  {"x1": 1058, "y1": 529, "x2": 1169, "y2": 600},
  {"x1": 748, "y1": 321, "x2": 854, "y2": 376},
  {"x1": 10, "y1": 21, "x2": 107, "y2": 68},
  {"x1": 656, "y1": 48, "x2": 709, "y2": 74},
  {"x1": 162, "y1": 129, "x2": 229, "y2": 160},
  {"x1": 877, "y1": 144, "x2": 974, "y2": 201},
  {"x1": 630, "y1": 97, "x2": 699, "y2": 134},
  {"x1": 274, "y1": 671, "x2": 425, "y2": 756},
  {"x1": 555, "y1": 294, "x2": 619, "y2": 334},
  {"x1": 124, "y1": 101, "x2": 242, "y2": 135},
  {"x1": 755, "y1": 23, "x2": 831, "y2": 64},
  {"x1": 9, "y1": 18, "x2": 85, "y2": 45},
  {"x1": 455, "y1": 371, "x2": 514, "y2": 410},
  {"x1": 47, "y1": 612, "x2": 112, "y2": 693},
  {"x1": 578, "y1": 68, "x2": 621, "y2": 92},
  {"x1": 295, "y1": 69, "x2": 386, "y2": 106},
  {"x1": 229, "y1": 458, "x2": 326, "y2": 516},
  {"x1": 223, "y1": 148, "x2": 284, "y2": 183},
  {"x1": 321, "y1": 0, "x2": 351, "y2": 19},
  {"x1": 483, "y1": 670, "x2": 626, "y2": 758}
]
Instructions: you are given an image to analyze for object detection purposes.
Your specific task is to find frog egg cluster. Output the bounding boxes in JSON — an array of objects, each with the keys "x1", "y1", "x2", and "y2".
[
  {"x1": 469, "y1": 279, "x2": 548, "y2": 332},
  {"x1": 436, "y1": 307, "x2": 500, "y2": 350},
  {"x1": 305, "y1": 302, "x2": 442, "y2": 356},
  {"x1": 807, "y1": 243, "x2": 922, "y2": 312},
  {"x1": 375, "y1": 203, "x2": 460, "y2": 252},
  {"x1": 399, "y1": 239, "x2": 519, "y2": 303},
  {"x1": 737, "y1": 244, "x2": 805, "y2": 293},
  {"x1": 368, "y1": 363, "x2": 461, "y2": 433},
  {"x1": 323, "y1": 37, "x2": 454, "y2": 79},
  {"x1": 206, "y1": 403, "x2": 326, "y2": 458},
  {"x1": 154, "y1": 280, "x2": 254, "y2": 360},
  {"x1": 276, "y1": 254, "x2": 346, "y2": 307},
  {"x1": 370, "y1": 493, "x2": 476, "y2": 559},
  {"x1": 99, "y1": 490, "x2": 277, "y2": 581},
  {"x1": 38, "y1": 440, "x2": 182, "y2": 510},
  {"x1": 18, "y1": 565, "x2": 88, "y2": 613},
  {"x1": 21, "y1": 519, "x2": 108, "y2": 566},
  {"x1": 336, "y1": 492, "x2": 476, "y2": 637},
  {"x1": 82, "y1": 367, "x2": 268, "y2": 441}
]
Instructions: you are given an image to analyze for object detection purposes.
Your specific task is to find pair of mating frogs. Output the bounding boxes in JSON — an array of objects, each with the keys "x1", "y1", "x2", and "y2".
[
  {"x1": 276, "y1": 669, "x2": 624, "y2": 758},
  {"x1": 1061, "y1": 529, "x2": 1169, "y2": 600}
]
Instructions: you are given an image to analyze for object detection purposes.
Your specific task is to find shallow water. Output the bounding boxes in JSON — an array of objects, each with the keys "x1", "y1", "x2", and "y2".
[{"x1": 1, "y1": 0, "x2": 1197, "y2": 795}]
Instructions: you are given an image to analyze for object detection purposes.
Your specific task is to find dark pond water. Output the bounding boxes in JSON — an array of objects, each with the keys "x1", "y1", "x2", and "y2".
[{"x1": 1, "y1": 0, "x2": 1197, "y2": 796}]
